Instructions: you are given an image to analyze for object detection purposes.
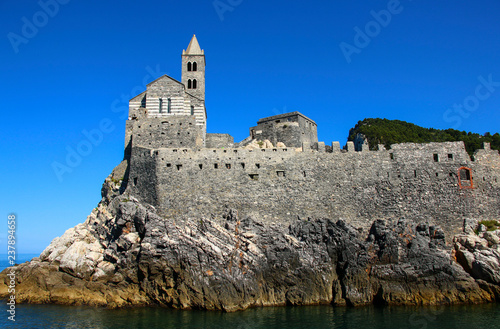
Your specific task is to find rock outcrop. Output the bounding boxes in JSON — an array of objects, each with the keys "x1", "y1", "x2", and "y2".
[{"x1": 0, "y1": 164, "x2": 499, "y2": 311}]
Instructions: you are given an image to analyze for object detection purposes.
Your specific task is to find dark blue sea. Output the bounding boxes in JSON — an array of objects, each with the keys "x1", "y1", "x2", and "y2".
[{"x1": 1, "y1": 255, "x2": 500, "y2": 328}]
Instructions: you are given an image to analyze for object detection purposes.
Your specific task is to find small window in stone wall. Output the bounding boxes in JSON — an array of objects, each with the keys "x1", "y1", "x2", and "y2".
[
  {"x1": 448, "y1": 154, "x2": 453, "y2": 160},
  {"x1": 255, "y1": 163, "x2": 260, "y2": 168},
  {"x1": 276, "y1": 171, "x2": 285, "y2": 177},
  {"x1": 188, "y1": 79, "x2": 192, "y2": 89},
  {"x1": 133, "y1": 177, "x2": 138, "y2": 186},
  {"x1": 390, "y1": 153, "x2": 394, "y2": 160},
  {"x1": 433, "y1": 154, "x2": 439, "y2": 162},
  {"x1": 176, "y1": 164, "x2": 182, "y2": 171},
  {"x1": 226, "y1": 164, "x2": 231, "y2": 169},
  {"x1": 241, "y1": 163, "x2": 245, "y2": 169},
  {"x1": 249, "y1": 174, "x2": 259, "y2": 180},
  {"x1": 214, "y1": 163, "x2": 218, "y2": 169},
  {"x1": 199, "y1": 164, "x2": 203, "y2": 169},
  {"x1": 166, "y1": 163, "x2": 171, "y2": 167},
  {"x1": 187, "y1": 62, "x2": 192, "y2": 71},
  {"x1": 192, "y1": 79, "x2": 197, "y2": 89},
  {"x1": 193, "y1": 62, "x2": 197, "y2": 71}
]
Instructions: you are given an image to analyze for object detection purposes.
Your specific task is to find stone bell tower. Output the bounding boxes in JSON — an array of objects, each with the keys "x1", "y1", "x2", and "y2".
[{"x1": 182, "y1": 34, "x2": 205, "y2": 102}]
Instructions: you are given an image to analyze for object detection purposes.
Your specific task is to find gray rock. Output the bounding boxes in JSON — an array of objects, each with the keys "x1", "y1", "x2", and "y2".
[
  {"x1": 0, "y1": 174, "x2": 497, "y2": 310},
  {"x1": 483, "y1": 231, "x2": 500, "y2": 246}
]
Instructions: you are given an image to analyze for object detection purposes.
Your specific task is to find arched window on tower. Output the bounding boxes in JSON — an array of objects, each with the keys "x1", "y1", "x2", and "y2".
[
  {"x1": 191, "y1": 105, "x2": 194, "y2": 115},
  {"x1": 187, "y1": 79, "x2": 192, "y2": 89},
  {"x1": 167, "y1": 98, "x2": 171, "y2": 113},
  {"x1": 187, "y1": 62, "x2": 192, "y2": 71},
  {"x1": 193, "y1": 62, "x2": 197, "y2": 71},
  {"x1": 192, "y1": 79, "x2": 197, "y2": 89}
]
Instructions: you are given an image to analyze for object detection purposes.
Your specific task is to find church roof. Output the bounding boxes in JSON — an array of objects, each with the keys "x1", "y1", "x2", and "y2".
[{"x1": 183, "y1": 34, "x2": 204, "y2": 55}]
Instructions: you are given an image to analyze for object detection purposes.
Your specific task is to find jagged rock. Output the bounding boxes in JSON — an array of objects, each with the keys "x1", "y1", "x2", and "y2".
[
  {"x1": 483, "y1": 231, "x2": 500, "y2": 246},
  {"x1": 464, "y1": 218, "x2": 479, "y2": 235},
  {"x1": 0, "y1": 172, "x2": 498, "y2": 310},
  {"x1": 244, "y1": 139, "x2": 275, "y2": 150},
  {"x1": 454, "y1": 229, "x2": 500, "y2": 285}
]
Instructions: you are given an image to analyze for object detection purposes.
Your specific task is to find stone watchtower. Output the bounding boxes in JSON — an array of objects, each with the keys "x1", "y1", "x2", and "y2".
[{"x1": 182, "y1": 35, "x2": 205, "y2": 102}]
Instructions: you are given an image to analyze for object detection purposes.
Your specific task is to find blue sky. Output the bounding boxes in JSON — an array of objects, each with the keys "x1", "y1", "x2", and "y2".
[{"x1": 1, "y1": 0, "x2": 499, "y2": 254}]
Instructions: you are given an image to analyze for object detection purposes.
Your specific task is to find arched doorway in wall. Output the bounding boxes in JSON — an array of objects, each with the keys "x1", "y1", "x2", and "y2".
[{"x1": 458, "y1": 167, "x2": 474, "y2": 189}]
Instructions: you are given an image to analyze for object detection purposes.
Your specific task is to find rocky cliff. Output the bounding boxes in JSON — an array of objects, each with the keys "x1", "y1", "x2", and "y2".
[{"x1": 1, "y1": 161, "x2": 499, "y2": 311}]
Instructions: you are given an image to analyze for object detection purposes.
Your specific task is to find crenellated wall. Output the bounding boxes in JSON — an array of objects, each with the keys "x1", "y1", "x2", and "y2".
[{"x1": 126, "y1": 141, "x2": 500, "y2": 239}]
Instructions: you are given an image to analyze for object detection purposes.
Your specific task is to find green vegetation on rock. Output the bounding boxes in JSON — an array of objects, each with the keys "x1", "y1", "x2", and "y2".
[
  {"x1": 348, "y1": 118, "x2": 500, "y2": 156},
  {"x1": 478, "y1": 220, "x2": 500, "y2": 232}
]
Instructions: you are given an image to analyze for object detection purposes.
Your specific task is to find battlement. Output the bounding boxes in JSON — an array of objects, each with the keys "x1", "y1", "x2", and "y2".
[
  {"x1": 121, "y1": 36, "x2": 500, "y2": 240},
  {"x1": 125, "y1": 140, "x2": 500, "y2": 240}
]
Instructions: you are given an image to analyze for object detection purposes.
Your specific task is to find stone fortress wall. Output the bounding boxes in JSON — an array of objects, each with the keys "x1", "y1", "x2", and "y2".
[
  {"x1": 126, "y1": 139, "x2": 500, "y2": 238},
  {"x1": 123, "y1": 35, "x2": 500, "y2": 239}
]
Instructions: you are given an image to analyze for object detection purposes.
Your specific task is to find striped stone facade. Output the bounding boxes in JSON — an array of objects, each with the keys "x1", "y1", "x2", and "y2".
[{"x1": 126, "y1": 35, "x2": 207, "y2": 150}]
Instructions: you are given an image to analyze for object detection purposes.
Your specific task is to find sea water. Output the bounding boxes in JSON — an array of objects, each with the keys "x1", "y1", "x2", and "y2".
[
  {"x1": 0, "y1": 303, "x2": 499, "y2": 329},
  {"x1": 1, "y1": 255, "x2": 499, "y2": 329}
]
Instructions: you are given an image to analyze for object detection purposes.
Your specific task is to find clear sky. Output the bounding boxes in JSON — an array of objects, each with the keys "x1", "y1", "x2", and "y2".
[{"x1": 1, "y1": 0, "x2": 499, "y2": 254}]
